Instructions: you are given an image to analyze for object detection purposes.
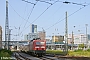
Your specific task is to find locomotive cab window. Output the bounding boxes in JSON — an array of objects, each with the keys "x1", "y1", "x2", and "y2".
[{"x1": 36, "y1": 42, "x2": 45, "y2": 45}]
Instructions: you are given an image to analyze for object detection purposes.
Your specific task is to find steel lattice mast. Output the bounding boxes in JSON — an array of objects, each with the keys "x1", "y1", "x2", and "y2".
[{"x1": 5, "y1": 0, "x2": 9, "y2": 50}]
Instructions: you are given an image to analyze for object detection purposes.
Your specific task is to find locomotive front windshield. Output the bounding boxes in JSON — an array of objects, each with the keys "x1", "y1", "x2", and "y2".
[{"x1": 36, "y1": 42, "x2": 45, "y2": 45}]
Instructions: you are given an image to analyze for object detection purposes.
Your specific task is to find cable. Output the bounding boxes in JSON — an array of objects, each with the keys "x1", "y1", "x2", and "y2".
[
  {"x1": 8, "y1": 2, "x2": 30, "y2": 23},
  {"x1": 36, "y1": 0, "x2": 52, "y2": 5},
  {"x1": 9, "y1": 0, "x2": 90, "y2": 36},
  {"x1": 8, "y1": 2, "x2": 32, "y2": 37},
  {"x1": 23, "y1": 1, "x2": 38, "y2": 29},
  {"x1": 19, "y1": 1, "x2": 90, "y2": 35},
  {"x1": 8, "y1": 1, "x2": 38, "y2": 36},
  {"x1": 31, "y1": 0, "x2": 58, "y2": 23},
  {"x1": 19, "y1": 0, "x2": 58, "y2": 35},
  {"x1": 22, "y1": 0, "x2": 35, "y2": 5},
  {"x1": 43, "y1": 4, "x2": 64, "y2": 28},
  {"x1": 45, "y1": 3, "x2": 90, "y2": 31},
  {"x1": 58, "y1": 1, "x2": 87, "y2": 6},
  {"x1": 19, "y1": 1, "x2": 38, "y2": 37},
  {"x1": 19, "y1": 0, "x2": 28, "y2": 28}
]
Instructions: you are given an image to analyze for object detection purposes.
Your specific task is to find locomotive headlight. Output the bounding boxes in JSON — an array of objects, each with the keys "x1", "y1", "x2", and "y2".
[
  {"x1": 41, "y1": 46, "x2": 45, "y2": 48},
  {"x1": 35, "y1": 46, "x2": 39, "y2": 48}
]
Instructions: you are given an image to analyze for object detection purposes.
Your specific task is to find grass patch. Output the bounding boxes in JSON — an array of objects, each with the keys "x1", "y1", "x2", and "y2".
[
  {"x1": 46, "y1": 50, "x2": 65, "y2": 55},
  {"x1": 0, "y1": 49, "x2": 13, "y2": 56},
  {"x1": 0, "y1": 49, "x2": 13, "y2": 57},
  {"x1": 46, "y1": 49, "x2": 90, "y2": 57},
  {"x1": 68, "y1": 51, "x2": 90, "y2": 57}
]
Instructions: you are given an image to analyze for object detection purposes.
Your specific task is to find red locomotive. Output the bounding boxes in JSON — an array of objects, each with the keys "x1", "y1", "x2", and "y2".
[{"x1": 29, "y1": 38, "x2": 46, "y2": 56}]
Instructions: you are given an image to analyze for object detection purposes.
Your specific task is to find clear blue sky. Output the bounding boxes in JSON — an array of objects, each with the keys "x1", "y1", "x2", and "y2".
[{"x1": 0, "y1": 0, "x2": 90, "y2": 40}]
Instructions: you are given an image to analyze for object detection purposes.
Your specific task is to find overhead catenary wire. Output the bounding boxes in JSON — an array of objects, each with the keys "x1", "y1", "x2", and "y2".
[
  {"x1": 8, "y1": 0, "x2": 90, "y2": 37},
  {"x1": 43, "y1": 4, "x2": 64, "y2": 28},
  {"x1": 19, "y1": 0, "x2": 28, "y2": 27},
  {"x1": 58, "y1": 1, "x2": 87, "y2": 6},
  {"x1": 19, "y1": 0, "x2": 90, "y2": 36},
  {"x1": 22, "y1": 0, "x2": 35, "y2": 5},
  {"x1": 8, "y1": 1, "x2": 37, "y2": 27},
  {"x1": 45, "y1": 3, "x2": 90, "y2": 31},
  {"x1": 22, "y1": 1, "x2": 38, "y2": 30},
  {"x1": 36, "y1": 0, "x2": 52, "y2": 5},
  {"x1": 19, "y1": 0, "x2": 38, "y2": 36},
  {"x1": 8, "y1": 2, "x2": 33, "y2": 37},
  {"x1": 23, "y1": 4, "x2": 36, "y2": 28},
  {"x1": 31, "y1": 0, "x2": 58, "y2": 23},
  {"x1": 19, "y1": 0, "x2": 59, "y2": 36},
  {"x1": 8, "y1": 2, "x2": 30, "y2": 23},
  {"x1": 8, "y1": 1, "x2": 41, "y2": 37},
  {"x1": 20, "y1": 1, "x2": 37, "y2": 38},
  {"x1": 21, "y1": 0, "x2": 52, "y2": 32}
]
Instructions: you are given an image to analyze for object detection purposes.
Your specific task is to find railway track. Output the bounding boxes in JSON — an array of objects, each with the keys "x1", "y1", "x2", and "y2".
[
  {"x1": 14, "y1": 52, "x2": 90, "y2": 60},
  {"x1": 15, "y1": 52, "x2": 26, "y2": 60},
  {"x1": 15, "y1": 52, "x2": 60, "y2": 60},
  {"x1": 39, "y1": 56, "x2": 59, "y2": 60}
]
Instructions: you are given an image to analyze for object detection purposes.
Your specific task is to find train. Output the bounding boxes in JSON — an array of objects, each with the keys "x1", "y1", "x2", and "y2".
[{"x1": 21, "y1": 38, "x2": 46, "y2": 56}]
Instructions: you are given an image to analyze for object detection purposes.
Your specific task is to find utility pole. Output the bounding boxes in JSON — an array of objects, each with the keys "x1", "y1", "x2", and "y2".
[
  {"x1": 65, "y1": 11, "x2": 68, "y2": 54},
  {"x1": 5, "y1": 0, "x2": 9, "y2": 50}
]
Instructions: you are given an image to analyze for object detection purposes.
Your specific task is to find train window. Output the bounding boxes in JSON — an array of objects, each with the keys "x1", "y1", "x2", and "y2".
[
  {"x1": 41, "y1": 42, "x2": 45, "y2": 45},
  {"x1": 36, "y1": 42, "x2": 45, "y2": 45},
  {"x1": 36, "y1": 42, "x2": 40, "y2": 45}
]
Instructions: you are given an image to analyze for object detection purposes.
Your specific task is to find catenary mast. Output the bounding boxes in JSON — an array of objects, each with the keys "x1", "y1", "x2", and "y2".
[
  {"x1": 5, "y1": 0, "x2": 9, "y2": 50},
  {"x1": 65, "y1": 11, "x2": 68, "y2": 54}
]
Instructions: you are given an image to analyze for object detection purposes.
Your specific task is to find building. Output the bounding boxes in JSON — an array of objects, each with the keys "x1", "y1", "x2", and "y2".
[
  {"x1": 30, "y1": 24, "x2": 34, "y2": 33},
  {"x1": 52, "y1": 35, "x2": 64, "y2": 44},
  {"x1": 28, "y1": 33, "x2": 39, "y2": 40},
  {"x1": 73, "y1": 34, "x2": 87, "y2": 45},
  {"x1": 30, "y1": 24, "x2": 37, "y2": 33},
  {"x1": 38, "y1": 31, "x2": 46, "y2": 40},
  {"x1": 88, "y1": 34, "x2": 90, "y2": 41},
  {"x1": 74, "y1": 34, "x2": 90, "y2": 45},
  {"x1": 24, "y1": 31, "x2": 45, "y2": 41},
  {"x1": 68, "y1": 34, "x2": 90, "y2": 45},
  {"x1": 34, "y1": 25, "x2": 37, "y2": 33},
  {"x1": 24, "y1": 33, "x2": 39, "y2": 40},
  {"x1": 46, "y1": 39, "x2": 51, "y2": 44},
  {"x1": 24, "y1": 34, "x2": 28, "y2": 40},
  {"x1": 0, "y1": 26, "x2": 2, "y2": 49},
  {"x1": 68, "y1": 34, "x2": 72, "y2": 44}
]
